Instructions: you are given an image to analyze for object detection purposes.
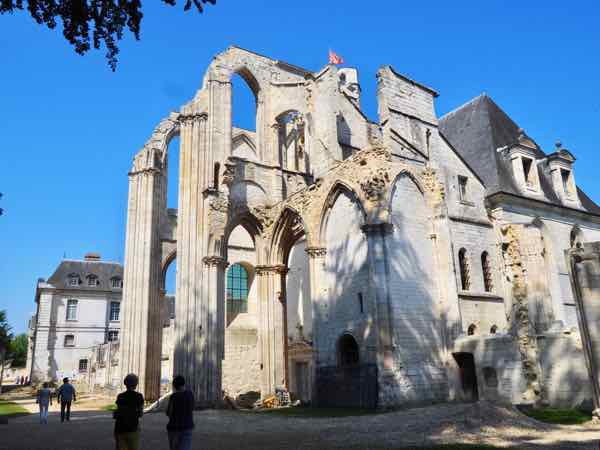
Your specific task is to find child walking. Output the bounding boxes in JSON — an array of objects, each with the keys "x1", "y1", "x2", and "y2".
[
  {"x1": 166, "y1": 375, "x2": 194, "y2": 450},
  {"x1": 113, "y1": 374, "x2": 145, "y2": 450}
]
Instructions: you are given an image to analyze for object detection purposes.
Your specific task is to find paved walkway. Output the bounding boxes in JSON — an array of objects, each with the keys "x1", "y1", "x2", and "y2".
[{"x1": 2, "y1": 401, "x2": 600, "y2": 449}]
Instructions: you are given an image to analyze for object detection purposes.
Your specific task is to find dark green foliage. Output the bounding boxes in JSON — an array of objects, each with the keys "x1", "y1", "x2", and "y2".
[
  {"x1": 0, "y1": 0, "x2": 216, "y2": 70},
  {"x1": 8, "y1": 334, "x2": 27, "y2": 368},
  {"x1": 0, "y1": 310, "x2": 12, "y2": 354}
]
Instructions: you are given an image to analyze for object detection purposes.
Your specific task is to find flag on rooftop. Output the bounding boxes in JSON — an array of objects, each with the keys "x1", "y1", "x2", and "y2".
[{"x1": 328, "y1": 49, "x2": 344, "y2": 65}]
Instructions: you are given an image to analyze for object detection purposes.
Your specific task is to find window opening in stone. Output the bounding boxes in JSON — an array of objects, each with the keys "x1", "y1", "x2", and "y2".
[
  {"x1": 79, "y1": 359, "x2": 88, "y2": 372},
  {"x1": 483, "y1": 367, "x2": 498, "y2": 388},
  {"x1": 490, "y1": 325, "x2": 498, "y2": 334},
  {"x1": 467, "y1": 324, "x2": 476, "y2": 336},
  {"x1": 458, "y1": 175, "x2": 468, "y2": 201},
  {"x1": 232, "y1": 72, "x2": 257, "y2": 132},
  {"x1": 522, "y1": 157, "x2": 534, "y2": 187},
  {"x1": 107, "y1": 330, "x2": 119, "y2": 342},
  {"x1": 226, "y1": 263, "x2": 249, "y2": 325},
  {"x1": 561, "y1": 168, "x2": 572, "y2": 195},
  {"x1": 277, "y1": 111, "x2": 306, "y2": 173},
  {"x1": 66, "y1": 299, "x2": 78, "y2": 321},
  {"x1": 570, "y1": 226, "x2": 583, "y2": 249},
  {"x1": 458, "y1": 248, "x2": 471, "y2": 291},
  {"x1": 110, "y1": 301, "x2": 120, "y2": 321},
  {"x1": 87, "y1": 275, "x2": 99, "y2": 287},
  {"x1": 358, "y1": 292, "x2": 364, "y2": 314},
  {"x1": 213, "y1": 162, "x2": 220, "y2": 190},
  {"x1": 338, "y1": 334, "x2": 359, "y2": 368},
  {"x1": 481, "y1": 251, "x2": 493, "y2": 293},
  {"x1": 167, "y1": 135, "x2": 180, "y2": 209},
  {"x1": 64, "y1": 334, "x2": 75, "y2": 347}
]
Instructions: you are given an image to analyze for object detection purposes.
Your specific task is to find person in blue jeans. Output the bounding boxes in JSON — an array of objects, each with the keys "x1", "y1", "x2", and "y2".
[
  {"x1": 166, "y1": 376, "x2": 194, "y2": 450},
  {"x1": 56, "y1": 377, "x2": 76, "y2": 422}
]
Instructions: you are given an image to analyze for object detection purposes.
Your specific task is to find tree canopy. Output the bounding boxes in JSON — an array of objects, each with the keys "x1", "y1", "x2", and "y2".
[
  {"x1": 0, "y1": 0, "x2": 216, "y2": 70},
  {"x1": 9, "y1": 334, "x2": 28, "y2": 368},
  {"x1": 0, "y1": 310, "x2": 12, "y2": 354}
]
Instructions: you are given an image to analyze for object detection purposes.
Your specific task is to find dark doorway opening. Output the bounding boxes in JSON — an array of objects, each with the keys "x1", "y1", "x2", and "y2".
[{"x1": 453, "y1": 352, "x2": 479, "y2": 402}]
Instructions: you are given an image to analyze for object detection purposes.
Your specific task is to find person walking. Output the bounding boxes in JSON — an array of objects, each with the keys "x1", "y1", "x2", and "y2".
[
  {"x1": 56, "y1": 377, "x2": 76, "y2": 422},
  {"x1": 36, "y1": 382, "x2": 53, "y2": 424},
  {"x1": 113, "y1": 373, "x2": 144, "y2": 450},
  {"x1": 166, "y1": 375, "x2": 194, "y2": 450}
]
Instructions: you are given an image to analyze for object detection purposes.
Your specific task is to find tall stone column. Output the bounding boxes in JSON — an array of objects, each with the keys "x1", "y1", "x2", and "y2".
[
  {"x1": 361, "y1": 224, "x2": 394, "y2": 371},
  {"x1": 121, "y1": 156, "x2": 164, "y2": 402},
  {"x1": 256, "y1": 265, "x2": 288, "y2": 396},
  {"x1": 305, "y1": 246, "x2": 327, "y2": 404}
]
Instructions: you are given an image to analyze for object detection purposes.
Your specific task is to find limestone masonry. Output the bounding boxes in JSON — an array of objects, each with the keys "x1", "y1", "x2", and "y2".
[{"x1": 31, "y1": 46, "x2": 600, "y2": 410}]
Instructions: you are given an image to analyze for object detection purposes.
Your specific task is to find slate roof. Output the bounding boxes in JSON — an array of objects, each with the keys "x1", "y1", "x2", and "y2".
[
  {"x1": 439, "y1": 94, "x2": 600, "y2": 214},
  {"x1": 46, "y1": 259, "x2": 123, "y2": 291}
]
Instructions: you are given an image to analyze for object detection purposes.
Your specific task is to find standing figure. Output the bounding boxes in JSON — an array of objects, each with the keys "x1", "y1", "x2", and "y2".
[
  {"x1": 56, "y1": 377, "x2": 76, "y2": 422},
  {"x1": 166, "y1": 375, "x2": 194, "y2": 450},
  {"x1": 36, "y1": 382, "x2": 53, "y2": 424},
  {"x1": 113, "y1": 373, "x2": 144, "y2": 450}
]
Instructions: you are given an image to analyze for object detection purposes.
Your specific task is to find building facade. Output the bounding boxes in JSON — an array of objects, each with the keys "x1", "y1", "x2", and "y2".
[
  {"x1": 28, "y1": 253, "x2": 124, "y2": 383},
  {"x1": 118, "y1": 46, "x2": 600, "y2": 409}
]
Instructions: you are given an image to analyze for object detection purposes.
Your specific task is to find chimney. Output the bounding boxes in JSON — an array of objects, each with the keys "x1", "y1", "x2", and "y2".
[{"x1": 84, "y1": 252, "x2": 101, "y2": 261}]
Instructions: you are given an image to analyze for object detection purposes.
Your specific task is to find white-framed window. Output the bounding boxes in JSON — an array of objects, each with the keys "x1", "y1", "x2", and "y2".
[
  {"x1": 68, "y1": 274, "x2": 80, "y2": 286},
  {"x1": 111, "y1": 277, "x2": 123, "y2": 288},
  {"x1": 64, "y1": 334, "x2": 75, "y2": 347},
  {"x1": 110, "y1": 302, "x2": 120, "y2": 322},
  {"x1": 87, "y1": 274, "x2": 99, "y2": 287},
  {"x1": 66, "y1": 299, "x2": 78, "y2": 321},
  {"x1": 79, "y1": 359, "x2": 88, "y2": 372},
  {"x1": 458, "y1": 175, "x2": 468, "y2": 201},
  {"x1": 107, "y1": 330, "x2": 119, "y2": 342}
]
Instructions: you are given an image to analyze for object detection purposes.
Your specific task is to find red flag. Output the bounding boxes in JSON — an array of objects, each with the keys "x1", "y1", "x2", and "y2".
[{"x1": 328, "y1": 49, "x2": 344, "y2": 65}]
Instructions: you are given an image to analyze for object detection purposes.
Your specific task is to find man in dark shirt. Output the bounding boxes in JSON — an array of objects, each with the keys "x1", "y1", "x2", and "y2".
[
  {"x1": 166, "y1": 375, "x2": 194, "y2": 450},
  {"x1": 113, "y1": 373, "x2": 144, "y2": 450},
  {"x1": 57, "y1": 377, "x2": 76, "y2": 422}
]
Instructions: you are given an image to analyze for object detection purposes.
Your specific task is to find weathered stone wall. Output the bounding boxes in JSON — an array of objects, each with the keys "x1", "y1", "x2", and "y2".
[{"x1": 222, "y1": 329, "x2": 261, "y2": 396}]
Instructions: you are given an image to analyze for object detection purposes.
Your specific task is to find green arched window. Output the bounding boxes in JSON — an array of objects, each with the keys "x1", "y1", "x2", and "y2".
[{"x1": 226, "y1": 263, "x2": 249, "y2": 323}]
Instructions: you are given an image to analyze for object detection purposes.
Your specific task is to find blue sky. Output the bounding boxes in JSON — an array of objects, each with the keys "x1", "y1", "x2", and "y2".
[{"x1": 1, "y1": 1, "x2": 600, "y2": 334}]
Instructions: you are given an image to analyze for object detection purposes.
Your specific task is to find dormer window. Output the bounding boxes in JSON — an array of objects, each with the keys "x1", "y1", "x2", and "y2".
[
  {"x1": 111, "y1": 277, "x2": 123, "y2": 288},
  {"x1": 68, "y1": 274, "x2": 80, "y2": 286},
  {"x1": 522, "y1": 157, "x2": 534, "y2": 187},
  {"x1": 547, "y1": 142, "x2": 578, "y2": 205},
  {"x1": 86, "y1": 274, "x2": 99, "y2": 287},
  {"x1": 561, "y1": 169, "x2": 573, "y2": 196},
  {"x1": 458, "y1": 176, "x2": 468, "y2": 201}
]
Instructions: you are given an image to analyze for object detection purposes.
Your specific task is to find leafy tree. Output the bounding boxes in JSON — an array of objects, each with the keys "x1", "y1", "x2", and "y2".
[
  {"x1": 9, "y1": 334, "x2": 28, "y2": 368},
  {"x1": 0, "y1": 310, "x2": 13, "y2": 389},
  {"x1": 0, "y1": 0, "x2": 216, "y2": 70}
]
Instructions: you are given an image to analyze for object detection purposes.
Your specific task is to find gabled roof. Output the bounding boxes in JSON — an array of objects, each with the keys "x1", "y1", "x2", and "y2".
[
  {"x1": 46, "y1": 259, "x2": 123, "y2": 291},
  {"x1": 439, "y1": 94, "x2": 600, "y2": 214}
]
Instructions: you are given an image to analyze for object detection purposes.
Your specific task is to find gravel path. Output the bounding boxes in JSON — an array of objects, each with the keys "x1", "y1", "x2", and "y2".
[{"x1": 2, "y1": 401, "x2": 599, "y2": 449}]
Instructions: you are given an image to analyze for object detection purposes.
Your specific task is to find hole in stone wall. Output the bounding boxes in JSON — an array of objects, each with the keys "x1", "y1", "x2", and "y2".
[
  {"x1": 483, "y1": 367, "x2": 498, "y2": 388},
  {"x1": 232, "y1": 73, "x2": 257, "y2": 132},
  {"x1": 467, "y1": 324, "x2": 477, "y2": 336},
  {"x1": 338, "y1": 334, "x2": 360, "y2": 368}
]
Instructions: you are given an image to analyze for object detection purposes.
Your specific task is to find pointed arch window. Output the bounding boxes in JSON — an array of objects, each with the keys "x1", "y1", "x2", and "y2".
[
  {"x1": 481, "y1": 251, "x2": 494, "y2": 293},
  {"x1": 338, "y1": 334, "x2": 360, "y2": 368},
  {"x1": 458, "y1": 248, "x2": 471, "y2": 291},
  {"x1": 226, "y1": 263, "x2": 249, "y2": 323}
]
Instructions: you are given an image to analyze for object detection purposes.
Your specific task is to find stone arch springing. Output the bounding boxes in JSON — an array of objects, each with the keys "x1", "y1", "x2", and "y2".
[
  {"x1": 269, "y1": 207, "x2": 307, "y2": 266},
  {"x1": 458, "y1": 248, "x2": 471, "y2": 291}
]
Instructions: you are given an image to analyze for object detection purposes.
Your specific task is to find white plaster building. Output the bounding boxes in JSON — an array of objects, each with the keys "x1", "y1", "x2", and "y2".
[
  {"x1": 28, "y1": 253, "x2": 123, "y2": 383},
  {"x1": 117, "y1": 47, "x2": 600, "y2": 410}
]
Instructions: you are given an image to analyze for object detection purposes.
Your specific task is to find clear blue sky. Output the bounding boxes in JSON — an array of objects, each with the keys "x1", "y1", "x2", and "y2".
[{"x1": 2, "y1": 1, "x2": 600, "y2": 334}]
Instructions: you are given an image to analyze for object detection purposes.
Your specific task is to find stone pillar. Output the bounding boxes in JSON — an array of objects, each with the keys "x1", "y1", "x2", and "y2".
[
  {"x1": 256, "y1": 265, "x2": 288, "y2": 396},
  {"x1": 121, "y1": 157, "x2": 164, "y2": 402},
  {"x1": 305, "y1": 247, "x2": 327, "y2": 405},
  {"x1": 567, "y1": 243, "x2": 600, "y2": 419},
  {"x1": 361, "y1": 224, "x2": 394, "y2": 372}
]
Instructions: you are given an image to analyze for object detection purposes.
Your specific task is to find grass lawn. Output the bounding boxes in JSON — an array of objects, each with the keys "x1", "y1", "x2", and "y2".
[
  {"x1": 101, "y1": 403, "x2": 117, "y2": 412},
  {"x1": 0, "y1": 401, "x2": 29, "y2": 418},
  {"x1": 521, "y1": 407, "x2": 592, "y2": 425}
]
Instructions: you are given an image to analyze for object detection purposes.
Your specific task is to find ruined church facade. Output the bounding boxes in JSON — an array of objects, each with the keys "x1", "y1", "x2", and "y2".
[{"x1": 120, "y1": 46, "x2": 600, "y2": 409}]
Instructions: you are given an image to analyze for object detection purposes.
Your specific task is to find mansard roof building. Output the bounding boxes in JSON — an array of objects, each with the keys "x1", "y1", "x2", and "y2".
[{"x1": 120, "y1": 46, "x2": 600, "y2": 409}]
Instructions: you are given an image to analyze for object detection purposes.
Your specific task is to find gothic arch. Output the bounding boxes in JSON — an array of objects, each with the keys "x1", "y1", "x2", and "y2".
[
  {"x1": 222, "y1": 211, "x2": 264, "y2": 262},
  {"x1": 386, "y1": 169, "x2": 426, "y2": 211},
  {"x1": 318, "y1": 181, "x2": 367, "y2": 245},
  {"x1": 160, "y1": 249, "x2": 177, "y2": 292},
  {"x1": 269, "y1": 206, "x2": 308, "y2": 265}
]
